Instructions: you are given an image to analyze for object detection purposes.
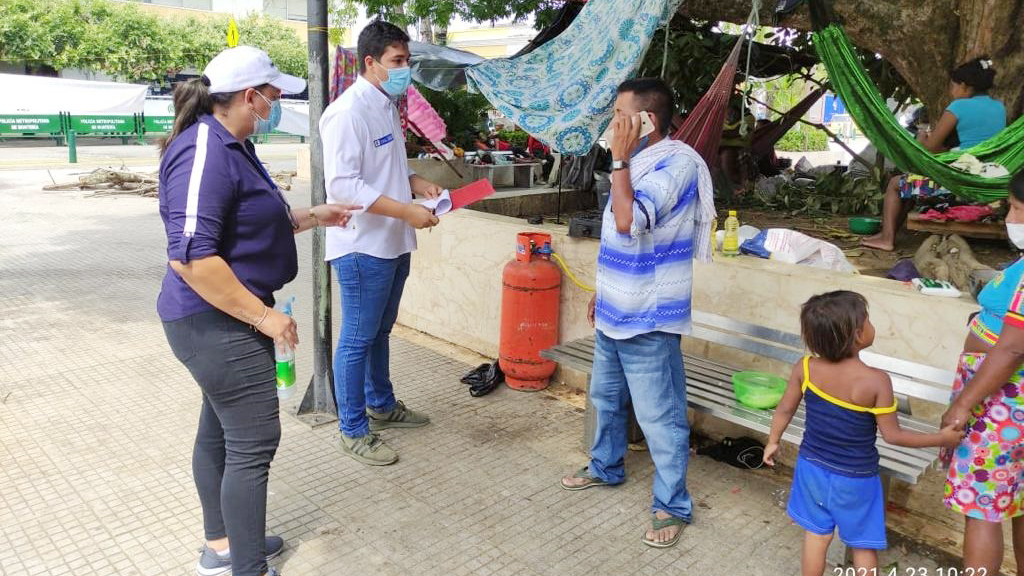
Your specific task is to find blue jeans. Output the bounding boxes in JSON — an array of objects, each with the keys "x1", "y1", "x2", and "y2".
[
  {"x1": 331, "y1": 252, "x2": 410, "y2": 437},
  {"x1": 588, "y1": 330, "x2": 693, "y2": 521}
]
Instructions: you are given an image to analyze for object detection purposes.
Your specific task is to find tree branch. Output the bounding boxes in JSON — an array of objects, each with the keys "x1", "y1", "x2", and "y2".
[{"x1": 742, "y1": 91, "x2": 874, "y2": 171}]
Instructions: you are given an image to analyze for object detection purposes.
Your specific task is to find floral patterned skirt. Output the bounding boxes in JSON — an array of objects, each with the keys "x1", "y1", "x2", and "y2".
[{"x1": 943, "y1": 352, "x2": 1024, "y2": 521}]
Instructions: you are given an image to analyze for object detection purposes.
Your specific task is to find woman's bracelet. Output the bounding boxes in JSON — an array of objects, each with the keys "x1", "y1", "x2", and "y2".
[
  {"x1": 308, "y1": 207, "x2": 319, "y2": 226},
  {"x1": 252, "y1": 305, "x2": 270, "y2": 331}
]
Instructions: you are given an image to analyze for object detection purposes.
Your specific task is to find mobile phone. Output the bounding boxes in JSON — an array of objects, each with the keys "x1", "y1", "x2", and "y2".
[{"x1": 638, "y1": 111, "x2": 656, "y2": 138}]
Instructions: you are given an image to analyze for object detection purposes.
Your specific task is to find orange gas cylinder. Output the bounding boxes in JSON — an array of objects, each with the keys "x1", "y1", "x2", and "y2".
[{"x1": 499, "y1": 232, "x2": 561, "y2": 391}]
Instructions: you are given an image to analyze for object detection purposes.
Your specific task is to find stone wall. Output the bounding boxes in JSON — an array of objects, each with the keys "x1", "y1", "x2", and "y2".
[{"x1": 401, "y1": 209, "x2": 977, "y2": 370}]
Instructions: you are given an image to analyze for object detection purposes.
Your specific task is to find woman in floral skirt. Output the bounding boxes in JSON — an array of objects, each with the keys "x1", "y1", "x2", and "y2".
[{"x1": 942, "y1": 171, "x2": 1024, "y2": 572}]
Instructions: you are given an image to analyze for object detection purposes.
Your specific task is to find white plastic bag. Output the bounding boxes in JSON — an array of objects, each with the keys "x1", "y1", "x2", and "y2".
[{"x1": 762, "y1": 229, "x2": 856, "y2": 273}]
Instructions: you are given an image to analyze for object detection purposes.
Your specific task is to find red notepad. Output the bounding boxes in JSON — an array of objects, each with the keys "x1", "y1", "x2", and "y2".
[{"x1": 450, "y1": 179, "x2": 496, "y2": 210}]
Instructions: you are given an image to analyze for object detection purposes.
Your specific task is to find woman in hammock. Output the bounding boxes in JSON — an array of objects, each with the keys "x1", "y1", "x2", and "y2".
[{"x1": 862, "y1": 57, "x2": 1006, "y2": 251}]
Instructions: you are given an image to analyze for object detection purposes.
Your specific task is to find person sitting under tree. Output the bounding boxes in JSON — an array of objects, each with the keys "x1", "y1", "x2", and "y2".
[{"x1": 861, "y1": 57, "x2": 1006, "y2": 252}]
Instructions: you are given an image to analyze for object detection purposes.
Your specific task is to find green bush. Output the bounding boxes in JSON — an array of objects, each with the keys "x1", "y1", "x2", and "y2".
[
  {"x1": 775, "y1": 126, "x2": 830, "y2": 152},
  {"x1": 417, "y1": 87, "x2": 492, "y2": 149},
  {"x1": 0, "y1": 0, "x2": 306, "y2": 82},
  {"x1": 497, "y1": 128, "x2": 529, "y2": 149}
]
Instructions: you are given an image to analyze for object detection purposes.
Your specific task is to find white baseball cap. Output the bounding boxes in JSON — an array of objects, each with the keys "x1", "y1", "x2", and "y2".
[{"x1": 202, "y1": 46, "x2": 306, "y2": 94}]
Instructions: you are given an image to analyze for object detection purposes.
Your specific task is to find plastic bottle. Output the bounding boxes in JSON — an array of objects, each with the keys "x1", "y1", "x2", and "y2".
[
  {"x1": 722, "y1": 210, "x2": 740, "y2": 257},
  {"x1": 275, "y1": 297, "x2": 296, "y2": 400}
]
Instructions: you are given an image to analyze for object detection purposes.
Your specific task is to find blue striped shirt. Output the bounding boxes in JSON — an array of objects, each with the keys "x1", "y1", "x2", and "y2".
[{"x1": 595, "y1": 145, "x2": 699, "y2": 340}]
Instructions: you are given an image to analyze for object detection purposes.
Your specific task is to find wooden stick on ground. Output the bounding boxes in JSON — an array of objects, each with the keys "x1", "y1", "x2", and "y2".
[{"x1": 43, "y1": 167, "x2": 159, "y2": 194}]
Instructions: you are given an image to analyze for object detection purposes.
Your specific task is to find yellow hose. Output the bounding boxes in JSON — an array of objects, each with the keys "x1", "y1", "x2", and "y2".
[{"x1": 551, "y1": 252, "x2": 595, "y2": 292}]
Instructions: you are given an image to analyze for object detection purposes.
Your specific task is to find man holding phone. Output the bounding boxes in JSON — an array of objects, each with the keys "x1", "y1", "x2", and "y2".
[
  {"x1": 559, "y1": 78, "x2": 716, "y2": 549},
  {"x1": 320, "y1": 20, "x2": 444, "y2": 466}
]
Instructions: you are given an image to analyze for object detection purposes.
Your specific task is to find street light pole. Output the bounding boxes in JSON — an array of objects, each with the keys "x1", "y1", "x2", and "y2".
[{"x1": 296, "y1": 0, "x2": 337, "y2": 427}]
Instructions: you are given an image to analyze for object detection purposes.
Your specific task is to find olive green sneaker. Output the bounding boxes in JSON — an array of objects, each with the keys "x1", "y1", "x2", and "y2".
[
  {"x1": 367, "y1": 400, "x2": 430, "y2": 431},
  {"x1": 340, "y1": 432, "x2": 398, "y2": 466}
]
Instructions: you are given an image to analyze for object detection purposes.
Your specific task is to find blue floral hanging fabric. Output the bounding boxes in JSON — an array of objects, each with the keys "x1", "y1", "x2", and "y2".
[{"x1": 465, "y1": 0, "x2": 684, "y2": 155}]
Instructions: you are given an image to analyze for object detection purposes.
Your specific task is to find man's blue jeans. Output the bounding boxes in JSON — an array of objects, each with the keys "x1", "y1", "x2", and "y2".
[
  {"x1": 588, "y1": 329, "x2": 693, "y2": 521},
  {"x1": 331, "y1": 252, "x2": 410, "y2": 438}
]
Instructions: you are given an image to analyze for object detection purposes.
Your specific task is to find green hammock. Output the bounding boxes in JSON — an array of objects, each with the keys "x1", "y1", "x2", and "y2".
[{"x1": 812, "y1": 24, "x2": 1024, "y2": 202}]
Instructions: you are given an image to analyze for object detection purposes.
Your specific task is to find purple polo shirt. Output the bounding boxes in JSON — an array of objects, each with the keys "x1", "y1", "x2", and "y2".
[{"x1": 157, "y1": 115, "x2": 297, "y2": 322}]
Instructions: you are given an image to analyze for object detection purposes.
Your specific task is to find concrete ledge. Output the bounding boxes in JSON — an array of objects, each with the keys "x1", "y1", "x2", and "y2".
[
  {"x1": 400, "y1": 209, "x2": 978, "y2": 371},
  {"x1": 471, "y1": 188, "x2": 591, "y2": 219}
]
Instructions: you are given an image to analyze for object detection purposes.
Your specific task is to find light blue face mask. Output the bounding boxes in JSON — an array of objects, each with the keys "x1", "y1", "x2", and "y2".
[
  {"x1": 376, "y1": 62, "x2": 412, "y2": 97},
  {"x1": 252, "y1": 91, "x2": 282, "y2": 134}
]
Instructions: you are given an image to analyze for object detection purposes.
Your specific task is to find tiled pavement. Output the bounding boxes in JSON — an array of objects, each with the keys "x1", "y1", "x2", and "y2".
[{"x1": 0, "y1": 162, "x2": 948, "y2": 576}]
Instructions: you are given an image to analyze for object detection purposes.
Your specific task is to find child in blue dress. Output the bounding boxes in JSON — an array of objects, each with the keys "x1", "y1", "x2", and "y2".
[{"x1": 763, "y1": 290, "x2": 964, "y2": 575}]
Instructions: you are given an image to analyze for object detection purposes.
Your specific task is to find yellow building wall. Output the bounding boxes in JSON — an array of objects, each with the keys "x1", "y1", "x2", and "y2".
[
  {"x1": 447, "y1": 26, "x2": 518, "y2": 41},
  {"x1": 332, "y1": 23, "x2": 530, "y2": 59},
  {"x1": 445, "y1": 26, "x2": 528, "y2": 59},
  {"x1": 456, "y1": 45, "x2": 508, "y2": 58}
]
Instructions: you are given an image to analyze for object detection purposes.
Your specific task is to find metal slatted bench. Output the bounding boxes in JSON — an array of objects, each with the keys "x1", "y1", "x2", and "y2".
[{"x1": 541, "y1": 310, "x2": 956, "y2": 487}]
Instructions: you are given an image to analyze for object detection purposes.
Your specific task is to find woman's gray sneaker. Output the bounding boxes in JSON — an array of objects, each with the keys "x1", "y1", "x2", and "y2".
[
  {"x1": 340, "y1": 432, "x2": 398, "y2": 465},
  {"x1": 195, "y1": 536, "x2": 284, "y2": 576}
]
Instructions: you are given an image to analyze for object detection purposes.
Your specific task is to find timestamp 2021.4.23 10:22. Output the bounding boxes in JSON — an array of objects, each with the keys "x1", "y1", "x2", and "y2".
[{"x1": 835, "y1": 565, "x2": 987, "y2": 569}]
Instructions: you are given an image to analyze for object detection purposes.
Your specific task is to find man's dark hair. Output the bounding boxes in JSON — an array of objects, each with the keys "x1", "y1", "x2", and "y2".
[
  {"x1": 800, "y1": 291, "x2": 869, "y2": 362},
  {"x1": 357, "y1": 20, "x2": 410, "y2": 73},
  {"x1": 950, "y1": 56, "x2": 996, "y2": 94},
  {"x1": 616, "y1": 78, "x2": 675, "y2": 136},
  {"x1": 1011, "y1": 171, "x2": 1024, "y2": 203}
]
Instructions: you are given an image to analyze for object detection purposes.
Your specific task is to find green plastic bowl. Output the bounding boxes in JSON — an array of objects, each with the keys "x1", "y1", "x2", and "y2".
[
  {"x1": 849, "y1": 216, "x2": 882, "y2": 235},
  {"x1": 732, "y1": 371, "x2": 787, "y2": 409}
]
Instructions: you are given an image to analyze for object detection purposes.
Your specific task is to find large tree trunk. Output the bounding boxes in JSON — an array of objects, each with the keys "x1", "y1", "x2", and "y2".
[
  {"x1": 678, "y1": 0, "x2": 1024, "y2": 120},
  {"x1": 418, "y1": 17, "x2": 434, "y2": 43}
]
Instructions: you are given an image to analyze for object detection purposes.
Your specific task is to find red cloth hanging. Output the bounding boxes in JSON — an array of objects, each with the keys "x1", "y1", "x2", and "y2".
[
  {"x1": 670, "y1": 39, "x2": 743, "y2": 165},
  {"x1": 329, "y1": 46, "x2": 359, "y2": 103}
]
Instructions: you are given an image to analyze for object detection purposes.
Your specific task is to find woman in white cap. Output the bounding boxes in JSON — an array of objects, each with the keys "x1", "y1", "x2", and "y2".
[{"x1": 156, "y1": 46, "x2": 358, "y2": 576}]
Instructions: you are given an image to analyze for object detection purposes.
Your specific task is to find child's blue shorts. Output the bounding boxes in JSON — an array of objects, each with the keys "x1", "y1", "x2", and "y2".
[{"x1": 787, "y1": 456, "x2": 888, "y2": 550}]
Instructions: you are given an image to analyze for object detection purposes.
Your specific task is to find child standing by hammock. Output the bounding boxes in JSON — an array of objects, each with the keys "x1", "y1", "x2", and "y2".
[{"x1": 763, "y1": 291, "x2": 964, "y2": 575}]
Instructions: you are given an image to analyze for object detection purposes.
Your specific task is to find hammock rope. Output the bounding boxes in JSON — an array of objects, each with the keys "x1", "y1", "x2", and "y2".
[
  {"x1": 670, "y1": 38, "x2": 743, "y2": 164},
  {"x1": 670, "y1": 0, "x2": 763, "y2": 163}
]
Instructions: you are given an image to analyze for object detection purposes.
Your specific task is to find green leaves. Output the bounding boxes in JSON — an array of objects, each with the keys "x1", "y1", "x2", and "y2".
[
  {"x1": 0, "y1": 0, "x2": 51, "y2": 62},
  {"x1": 352, "y1": 0, "x2": 562, "y2": 30},
  {"x1": 0, "y1": 0, "x2": 307, "y2": 83},
  {"x1": 497, "y1": 127, "x2": 528, "y2": 148},
  {"x1": 328, "y1": 0, "x2": 359, "y2": 46},
  {"x1": 775, "y1": 126, "x2": 828, "y2": 152},
  {"x1": 236, "y1": 15, "x2": 307, "y2": 77},
  {"x1": 416, "y1": 87, "x2": 491, "y2": 149},
  {"x1": 751, "y1": 169, "x2": 884, "y2": 216}
]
